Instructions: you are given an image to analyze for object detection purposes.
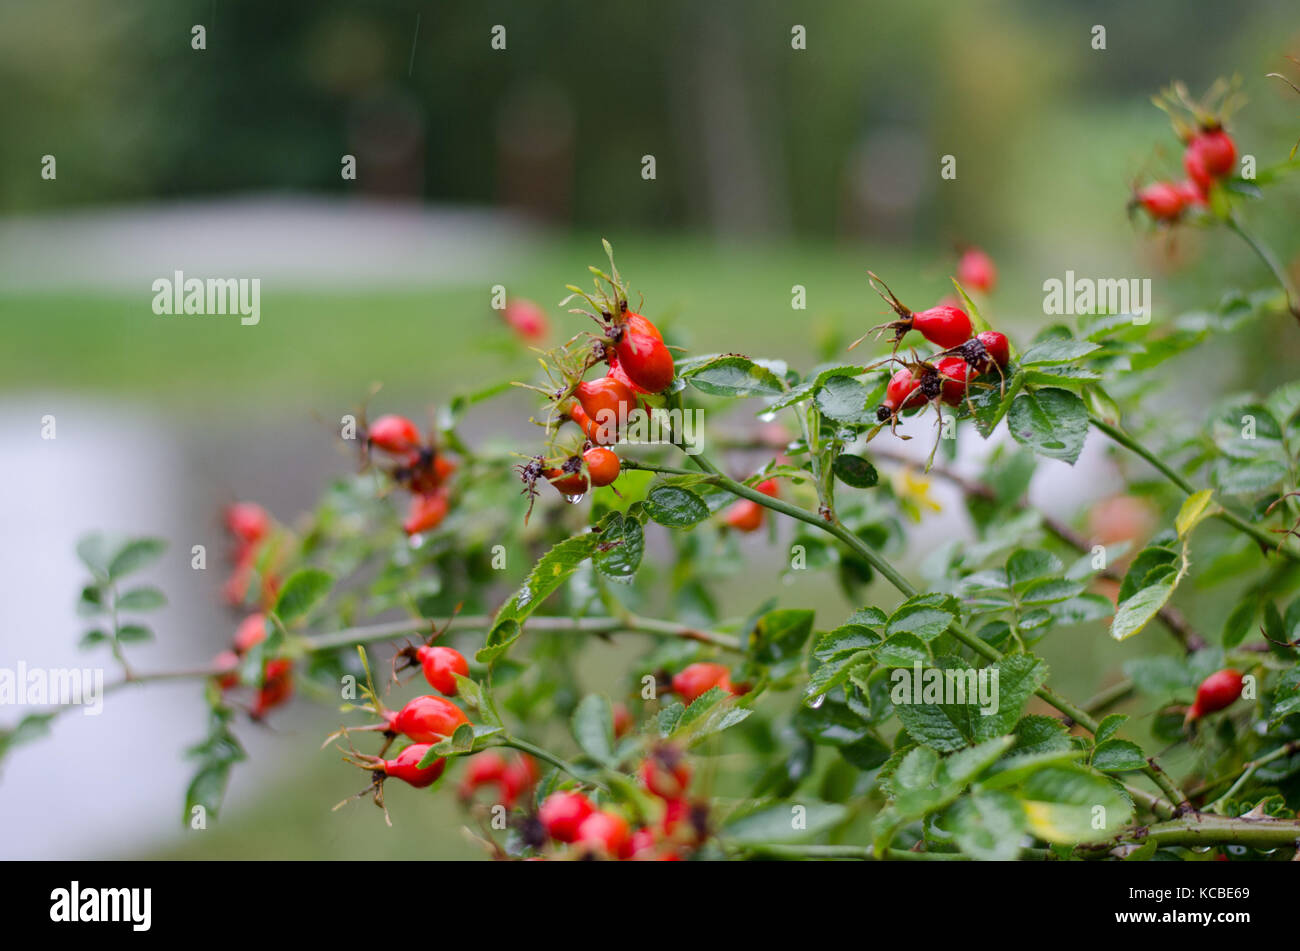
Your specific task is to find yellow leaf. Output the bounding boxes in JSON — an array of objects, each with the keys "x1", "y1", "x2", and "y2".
[{"x1": 1175, "y1": 489, "x2": 1219, "y2": 539}]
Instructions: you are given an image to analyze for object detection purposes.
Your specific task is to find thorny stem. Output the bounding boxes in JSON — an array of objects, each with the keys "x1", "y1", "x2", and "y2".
[
  {"x1": 736, "y1": 842, "x2": 1055, "y2": 861},
  {"x1": 1089, "y1": 415, "x2": 1300, "y2": 562},
  {"x1": 1135, "y1": 813, "x2": 1300, "y2": 850}
]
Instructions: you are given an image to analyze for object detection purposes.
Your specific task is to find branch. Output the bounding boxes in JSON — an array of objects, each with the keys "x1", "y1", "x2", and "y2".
[
  {"x1": 1090, "y1": 415, "x2": 1300, "y2": 562},
  {"x1": 868, "y1": 447, "x2": 1207, "y2": 652},
  {"x1": 630, "y1": 450, "x2": 1189, "y2": 807}
]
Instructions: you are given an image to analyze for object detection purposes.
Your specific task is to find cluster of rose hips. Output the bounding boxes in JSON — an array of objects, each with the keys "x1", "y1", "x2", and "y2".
[
  {"x1": 516, "y1": 244, "x2": 676, "y2": 514},
  {"x1": 221, "y1": 501, "x2": 281, "y2": 608},
  {"x1": 852, "y1": 273, "x2": 1011, "y2": 442},
  {"x1": 210, "y1": 612, "x2": 294, "y2": 719},
  {"x1": 458, "y1": 750, "x2": 539, "y2": 808},
  {"x1": 210, "y1": 502, "x2": 293, "y2": 718},
  {"x1": 534, "y1": 743, "x2": 705, "y2": 860},
  {"x1": 330, "y1": 637, "x2": 475, "y2": 823},
  {"x1": 364, "y1": 413, "x2": 458, "y2": 536},
  {"x1": 1134, "y1": 123, "x2": 1237, "y2": 223}
]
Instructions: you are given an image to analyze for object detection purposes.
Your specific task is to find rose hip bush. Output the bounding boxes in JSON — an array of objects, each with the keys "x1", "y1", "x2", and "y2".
[{"x1": 6, "y1": 80, "x2": 1300, "y2": 862}]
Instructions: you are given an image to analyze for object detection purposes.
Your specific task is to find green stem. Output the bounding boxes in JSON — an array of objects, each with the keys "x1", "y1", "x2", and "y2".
[
  {"x1": 4, "y1": 613, "x2": 739, "y2": 731},
  {"x1": 500, "y1": 736, "x2": 606, "y2": 789},
  {"x1": 735, "y1": 843, "x2": 1051, "y2": 861},
  {"x1": 1090, "y1": 416, "x2": 1298, "y2": 561},
  {"x1": 1226, "y1": 215, "x2": 1300, "y2": 320}
]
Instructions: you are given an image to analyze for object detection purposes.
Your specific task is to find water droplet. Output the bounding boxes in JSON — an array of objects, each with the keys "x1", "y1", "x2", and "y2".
[
  {"x1": 808, "y1": 694, "x2": 826, "y2": 709},
  {"x1": 564, "y1": 493, "x2": 585, "y2": 504},
  {"x1": 517, "y1": 585, "x2": 532, "y2": 609},
  {"x1": 758, "y1": 411, "x2": 776, "y2": 423}
]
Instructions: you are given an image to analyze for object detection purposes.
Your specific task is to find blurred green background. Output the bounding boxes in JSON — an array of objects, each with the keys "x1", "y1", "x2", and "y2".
[{"x1": 2, "y1": 0, "x2": 1299, "y2": 859}]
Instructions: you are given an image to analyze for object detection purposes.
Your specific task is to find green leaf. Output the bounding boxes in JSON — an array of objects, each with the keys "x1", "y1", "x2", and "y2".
[
  {"x1": 1222, "y1": 598, "x2": 1256, "y2": 649},
  {"x1": 1007, "y1": 550, "x2": 1063, "y2": 589},
  {"x1": 1270, "y1": 668, "x2": 1300, "y2": 727},
  {"x1": 116, "y1": 586, "x2": 167, "y2": 612},
  {"x1": 1020, "y1": 339, "x2": 1101, "y2": 366},
  {"x1": 78, "y1": 629, "x2": 109, "y2": 650},
  {"x1": 722, "y1": 801, "x2": 849, "y2": 844},
  {"x1": 107, "y1": 538, "x2": 167, "y2": 580},
  {"x1": 1094, "y1": 714, "x2": 1128, "y2": 745},
  {"x1": 1092, "y1": 739, "x2": 1147, "y2": 772},
  {"x1": 1082, "y1": 385, "x2": 1121, "y2": 426},
  {"x1": 669, "y1": 689, "x2": 752, "y2": 745},
  {"x1": 968, "y1": 368, "x2": 1024, "y2": 438},
  {"x1": 748, "y1": 609, "x2": 815, "y2": 680},
  {"x1": 1213, "y1": 458, "x2": 1288, "y2": 495},
  {"x1": 1007, "y1": 388, "x2": 1089, "y2": 464},
  {"x1": 815, "y1": 376, "x2": 875, "y2": 424},
  {"x1": 682, "y1": 355, "x2": 785, "y2": 397},
  {"x1": 571, "y1": 694, "x2": 616, "y2": 765},
  {"x1": 873, "y1": 633, "x2": 930, "y2": 667},
  {"x1": 272, "y1": 569, "x2": 333, "y2": 624},
  {"x1": 477, "y1": 530, "x2": 604, "y2": 664},
  {"x1": 116, "y1": 623, "x2": 153, "y2": 644},
  {"x1": 592, "y1": 512, "x2": 644, "y2": 582},
  {"x1": 1175, "y1": 489, "x2": 1219, "y2": 538},
  {"x1": 1016, "y1": 766, "x2": 1133, "y2": 843},
  {"x1": 1111, "y1": 581, "x2": 1175, "y2": 642},
  {"x1": 947, "y1": 790, "x2": 1026, "y2": 860},
  {"x1": 417, "y1": 724, "x2": 504, "y2": 763},
  {"x1": 75, "y1": 533, "x2": 113, "y2": 578},
  {"x1": 643, "y1": 485, "x2": 710, "y2": 527},
  {"x1": 885, "y1": 595, "x2": 956, "y2": 642},
  {"x1": 832, "y1": 453, "x2": 879, "y2": 488}
]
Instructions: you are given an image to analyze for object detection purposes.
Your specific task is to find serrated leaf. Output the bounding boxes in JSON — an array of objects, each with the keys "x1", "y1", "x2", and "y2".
[
  {"x1": 644, "y1": 485, "x2": 710, "y2": 527},
  {"x1": 1092, "y1": 739, "x2": 1147, "y2": 772},
  {"x1": 815, "y1": 376, "x2": 875, "y2": 424},
  {"x1": 1020, "y1": 339, "x2": 1101, "y2": 365},
  {"x1": 592, "y1": 512, "x2": 644, "y2": 582},
  {"x1": 1111, "y1": 581, "x2": 1175, "y2": 642},
  {"x1": 272, "y1": 569, "x2": 332, "y2": 624},
  {"x1": 682, "y1": 355, "x2": 785, "y2": 397},
  {"x1": 1007, "y1": 388, "x2": 1089, "y2": 464}
]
